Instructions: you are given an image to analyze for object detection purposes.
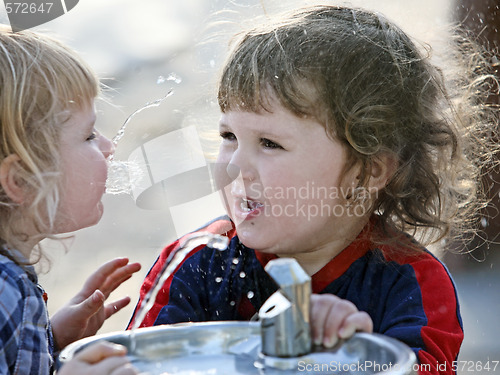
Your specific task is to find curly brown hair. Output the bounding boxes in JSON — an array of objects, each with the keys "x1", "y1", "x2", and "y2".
[{"x1": 217, "y1": 5, "x2": 499, "y2": 250}]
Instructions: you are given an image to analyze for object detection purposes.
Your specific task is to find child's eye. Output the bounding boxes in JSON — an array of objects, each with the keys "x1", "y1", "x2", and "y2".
[
  {"x1": 261, "y1": 138, "x2": 283, "y2": 149},
  {"x1": 220, "y1": 131, "x2": 236, "y2": 142},
  {"x1": 86, "y1": 131, "x2": 97, "y2": 141}
]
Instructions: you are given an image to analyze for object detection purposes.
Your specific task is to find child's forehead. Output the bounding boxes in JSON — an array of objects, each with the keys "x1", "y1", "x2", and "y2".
[
  {"x1": 64, "y1": 97, "x2": 96, "y2": 111},
  {"x1": 220, "y1": 104, "x2": 327, "y2": 134},
  {"x1": 59, "y1": 98, "x2": 96, "y2": 124}
]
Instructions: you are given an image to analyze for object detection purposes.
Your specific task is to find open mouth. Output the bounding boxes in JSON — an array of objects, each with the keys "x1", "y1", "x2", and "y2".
[{"x1": 239, "y1": 197, "x2": 264, "y2": 213}]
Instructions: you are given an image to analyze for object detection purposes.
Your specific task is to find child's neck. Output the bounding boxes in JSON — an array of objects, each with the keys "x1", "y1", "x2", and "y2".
[
  {"x1": 277, "y1": 218, "x2": 370, "y2": 276},
  {"x1": 8, "y1": 236, "x2": 40, "y2": 261}
]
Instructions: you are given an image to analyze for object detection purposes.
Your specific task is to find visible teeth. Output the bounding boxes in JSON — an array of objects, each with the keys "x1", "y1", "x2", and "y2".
[
  {"x1": 240, "y1": 199, "x2": 251, "y2": 212},
  {"x1": 240, "y1": 198, "x2": 261, "y2": 212}
]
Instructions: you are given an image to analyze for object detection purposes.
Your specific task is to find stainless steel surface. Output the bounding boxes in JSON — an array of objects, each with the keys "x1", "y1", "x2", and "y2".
[
  {"x1": 59, "y1": 321, "x2": 417, "y2": 374},
  {"x1": 260, "y1": 258, "x2": 312, "y2": 357}
]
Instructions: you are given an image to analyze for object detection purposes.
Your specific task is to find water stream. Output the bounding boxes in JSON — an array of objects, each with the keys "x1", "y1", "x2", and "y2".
[
  {"x1": 128, "y1": 232, "x2": 230, "y2": 351},
  {"x1": 106, "y1": 73, "x2": 182, "y2": 195}
]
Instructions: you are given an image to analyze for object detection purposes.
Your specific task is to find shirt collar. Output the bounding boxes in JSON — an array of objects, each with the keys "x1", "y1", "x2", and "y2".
[
  {"x1": 1, "y1": 243, "x2": 38, "y2": 283},
  {"x1": 254, "y1": 218, "x2": 375, "y2": 293}
]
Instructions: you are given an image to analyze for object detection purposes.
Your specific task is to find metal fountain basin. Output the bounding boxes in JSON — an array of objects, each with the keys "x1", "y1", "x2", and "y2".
[{"x1": 59, "y1": 321, "x2": 417, "y2": 374}]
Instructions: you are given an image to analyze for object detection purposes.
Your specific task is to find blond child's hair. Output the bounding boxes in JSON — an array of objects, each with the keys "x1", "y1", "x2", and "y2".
[
  {"x1": 217, "y1": 6, "x2": 499, "y2": 251},
  {"x1": 0, "y1": 25, "x2": 100, "y2": 259}
]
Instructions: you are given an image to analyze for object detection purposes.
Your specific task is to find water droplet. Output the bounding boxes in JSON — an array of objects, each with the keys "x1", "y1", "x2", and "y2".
[
  {"x1": 247, "y1": 291, "x2": 254, "y2": 299},
  {"x1": 209, "y1": 59, "x2": 215, "y2": 68},
  {"x1": 232, "y1": 258, "x2": 240, "y2": 265},
  {"x1": 239, "y1": 271, "x2": 246, "y2": 278},
  {"x1": 156, "y1": 75, "x2": 166, "y2": 84},
  {"x1": 207, "y1": 235, "x2": 229, "y2": 251},
  {"x1": 215, "y1": 276, "x2": 223, "y2": 283},
  {"x1": 167, "y1": 72, "x2": 182, "y2": 84},
  {"x1": 230, "y1": 301, "x2": 236, "y2": 306},
  {"x1": 481, "y1": 217, "x2": 489, "y2": 228}
]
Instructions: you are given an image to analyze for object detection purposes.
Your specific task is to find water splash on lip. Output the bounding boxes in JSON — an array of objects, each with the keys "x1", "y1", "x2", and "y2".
[{"x1": 106, "y1": 160, "x2": 144, "y2": 195}]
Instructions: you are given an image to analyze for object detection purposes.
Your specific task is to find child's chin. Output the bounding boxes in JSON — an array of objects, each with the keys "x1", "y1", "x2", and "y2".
[{"x1": 235, "y1": 228, "x2": 268, "y2": 250}]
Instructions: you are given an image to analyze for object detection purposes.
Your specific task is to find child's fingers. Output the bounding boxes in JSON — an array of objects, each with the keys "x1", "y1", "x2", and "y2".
[
  {"x1": 93, "y1": 357, "x2": 137, "y2": 375},
  {"x1": 310, "y1": 294, "x2": 330, "y2": 345},
  {"x1": 310, "y1": 294, "x2": 374, "y2": 349},
  {"x1": 74, "y1": 341, "x2": 127, "y2": 364},
  {"x1": 321, "y1": 298, "x2": 359, "y2": 348},
  {"x1": 79, "y1": 258, "x2": 131, "y2": 296},
  {"x1": 103, "y1": 297, "x2": 132, "y2": 319},
  {"x1": 98, "y1": 263, "x2": 142, "y2": 298},
  {"x1": 338, "y1": 311, "x2": 373, "y2": 339},
  {"x1": 310, "y1": 294, "x2": 346, "y2": 347},
  {"x1": 77, "y1": 290, "x2": 106, "y2": 318}
]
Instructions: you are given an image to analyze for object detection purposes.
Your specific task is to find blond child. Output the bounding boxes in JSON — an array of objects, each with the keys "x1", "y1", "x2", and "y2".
[
  {"x1": 0, "y1": 25, "x2": 141, "y2": 374},
  {"x1": 130, "y1": 5, "x2": 498, "y2": 374}
]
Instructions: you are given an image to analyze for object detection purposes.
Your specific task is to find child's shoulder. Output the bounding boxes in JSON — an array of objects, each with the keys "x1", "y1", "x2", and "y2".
[
  {"x1": 0, "y1": 253, "x2": 35, "y2": 320},
  {"x1": 372, "y1": 233, "x2": 456, "y2": 292},
  {"x1": 0, "y1": 251, "x2": 34, "y2": 284}
]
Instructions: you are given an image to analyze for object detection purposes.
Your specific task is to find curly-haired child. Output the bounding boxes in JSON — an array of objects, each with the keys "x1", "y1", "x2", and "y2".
[{"x1": 130, "y1": 5, "x2": 498, "y2": 374}]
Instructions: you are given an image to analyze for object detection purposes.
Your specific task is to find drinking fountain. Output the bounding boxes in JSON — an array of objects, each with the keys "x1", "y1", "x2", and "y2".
[{"x1": 59, "y1": 233, "x2": 417, "y2": 374}]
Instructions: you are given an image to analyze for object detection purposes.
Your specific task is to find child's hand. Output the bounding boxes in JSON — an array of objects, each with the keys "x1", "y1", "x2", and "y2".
[
  {"x1": 310, "y1": 294, "x2": 373, "y2": 348},
  {"x1": 57, "y1": 341, "x2": 138, "y2": 375},
  {"x1": 51, "y1": 258, "x2": 141, "y2": 349}
]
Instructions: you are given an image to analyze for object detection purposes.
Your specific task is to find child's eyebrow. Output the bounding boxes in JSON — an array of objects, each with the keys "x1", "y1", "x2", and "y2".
[
  {"x1": 218, "y1": 122, "x2": 231, "y2": 130},
  {"x1": 86, "y1": 114, "x2": 97, "y2": 130},
  {"x1": 219, "y1": 121, "x2": 289, "y2": 141}
]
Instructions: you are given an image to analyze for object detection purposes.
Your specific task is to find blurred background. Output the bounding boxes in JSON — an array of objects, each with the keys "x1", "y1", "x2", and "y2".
[{"x1": 1, "y1": 0, "x2": 499, "y2": 373}]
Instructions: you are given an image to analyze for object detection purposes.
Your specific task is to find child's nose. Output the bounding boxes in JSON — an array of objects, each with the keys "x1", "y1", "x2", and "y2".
[
  {"x1": 100, "y1": 135, "x2": 115, "y2": 159},
  {"x1": 228, "y1": 147, "x2": 256, "y2": 182}
]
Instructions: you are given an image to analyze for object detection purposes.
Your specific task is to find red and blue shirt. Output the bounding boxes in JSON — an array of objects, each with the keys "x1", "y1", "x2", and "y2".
[{"x1": 129, "y1": 216, "x2": 463, "y2": 374}]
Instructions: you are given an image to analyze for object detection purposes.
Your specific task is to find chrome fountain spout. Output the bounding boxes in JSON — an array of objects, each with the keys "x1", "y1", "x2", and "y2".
[{"x1": 258, "y1": 258, "x2": 312, "y2": 358}]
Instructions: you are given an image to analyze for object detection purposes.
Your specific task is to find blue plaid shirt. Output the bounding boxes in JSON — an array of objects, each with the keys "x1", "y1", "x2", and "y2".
[{"x1": 0, "y1": 249, "x2": 54, "y2": 374}]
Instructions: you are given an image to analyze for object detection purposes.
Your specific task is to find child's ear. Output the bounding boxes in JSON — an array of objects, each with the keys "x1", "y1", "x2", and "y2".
[
  {"x1": 367, "y1": 152, "x2": 398, "y2": 192},
  {"x1": 0, "y1": 154, "x2": 26, "y2": 204}
]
